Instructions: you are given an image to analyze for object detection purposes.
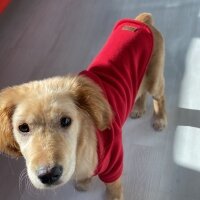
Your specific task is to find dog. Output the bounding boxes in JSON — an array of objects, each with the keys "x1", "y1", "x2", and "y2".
[{"x1": 0, "y1": 13, "x2": 167, "y2": 200}]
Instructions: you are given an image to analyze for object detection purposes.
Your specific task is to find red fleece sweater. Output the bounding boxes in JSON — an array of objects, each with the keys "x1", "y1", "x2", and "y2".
[{"x1": 80, "y1": 19, "x2": 153, "y2": 183}]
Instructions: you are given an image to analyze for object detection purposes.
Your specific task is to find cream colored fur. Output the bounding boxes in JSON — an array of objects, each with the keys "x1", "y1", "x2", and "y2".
[{"x1": 0, "y1": 13, "x2": 167, "y2": 200}]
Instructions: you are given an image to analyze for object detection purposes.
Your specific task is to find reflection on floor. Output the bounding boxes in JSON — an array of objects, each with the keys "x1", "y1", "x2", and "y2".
[
  {"x1": 174, "y1": 126, "x2": 200, "y2": 172},
  {"x1": 0, "y1": 0, "x2": 200, "y2": 200},
  {"x1": 179, "y1": 37, "x2": 200, "y2": 111}
]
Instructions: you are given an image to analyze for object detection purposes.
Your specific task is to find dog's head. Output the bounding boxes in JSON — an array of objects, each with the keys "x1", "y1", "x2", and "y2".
[{"x1": 0, "y1": 76, "x2": 112, "y2": 189}]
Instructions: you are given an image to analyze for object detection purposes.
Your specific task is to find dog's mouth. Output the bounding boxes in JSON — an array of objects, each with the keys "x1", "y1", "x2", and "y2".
[{"x1": 41, "y1": 179, "x2": 64, "y2": 189}]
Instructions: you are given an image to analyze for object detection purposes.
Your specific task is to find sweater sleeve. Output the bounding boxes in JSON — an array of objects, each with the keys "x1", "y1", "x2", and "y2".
[{"x1": 97, "y1": 128, "x2": 123, "y2": 183}]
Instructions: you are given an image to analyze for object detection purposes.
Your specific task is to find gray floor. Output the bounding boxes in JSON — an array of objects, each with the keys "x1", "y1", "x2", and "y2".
[{"x1": 0, "y1": 0, "x2": 200, "y2": 200}]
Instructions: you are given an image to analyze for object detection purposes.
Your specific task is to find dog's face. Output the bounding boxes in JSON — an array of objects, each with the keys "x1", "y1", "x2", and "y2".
[
  {"x1": 13, "y1": 92, "x2": 80, "y2": 189},
  {"x1": 0, "y1": 76, "x2": 112, "y2": 189}
]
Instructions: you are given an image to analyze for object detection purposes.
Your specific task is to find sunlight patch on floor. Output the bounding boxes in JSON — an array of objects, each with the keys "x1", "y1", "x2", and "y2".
[
  {"x1": 174, "y1": 126, "x2": 200, "y2": 171},
  {"x1": 179, "y1": 38, "x2": 200, "y2": 110}
]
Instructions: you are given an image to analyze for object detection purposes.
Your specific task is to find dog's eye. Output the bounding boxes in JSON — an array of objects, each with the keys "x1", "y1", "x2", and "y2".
[
  {"x1": 60, "y1": 117, "x2": 72, "y2": 128},
  {"x1": 18, "y1": 123, "x2": 30, "y2": 133}
]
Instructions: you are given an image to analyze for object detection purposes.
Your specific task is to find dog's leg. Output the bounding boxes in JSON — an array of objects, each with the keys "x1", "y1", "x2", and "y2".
[
  {"x1": 145, "y1": 23, "x2": 167, "y2": 131},
  {"x1": 131, "y1": 92, "x2": 147, "y2": 119},
  {"x1": 152, "y1": 93, "x2": 167, "y2": 131},
  {"x1": 105, "y1": 178, "x2": 124, "y2": 200},
  {"x1": 150, "y1": 75, "x2": 167, "y2": 131},
  {"x1": 75, "y1": 177, "x2": 92, "y2": 191}
]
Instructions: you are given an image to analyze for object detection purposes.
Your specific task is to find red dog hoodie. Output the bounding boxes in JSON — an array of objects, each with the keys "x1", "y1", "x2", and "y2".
[{"x1": 80, "y1": 19, "x2": 154, "y2": 183}]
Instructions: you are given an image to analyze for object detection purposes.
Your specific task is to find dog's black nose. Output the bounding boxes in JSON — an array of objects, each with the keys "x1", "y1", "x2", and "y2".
[{"x1": 37, "y1": 165, "x2": 63, "y2": 185}]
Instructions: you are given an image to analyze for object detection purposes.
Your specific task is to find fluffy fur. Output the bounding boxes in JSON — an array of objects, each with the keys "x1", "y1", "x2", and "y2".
[{"x1": 0, "y1": 13, "x2": 167, "y2": 200}]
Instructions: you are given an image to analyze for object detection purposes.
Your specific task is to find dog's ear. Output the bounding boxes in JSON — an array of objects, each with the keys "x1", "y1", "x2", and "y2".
[
  {"x1": 0, "y1": 87, "x2": 22, "y2": 158},
  {"x1": 70, "y1": 76, "x2": 113, "y2": 131}
]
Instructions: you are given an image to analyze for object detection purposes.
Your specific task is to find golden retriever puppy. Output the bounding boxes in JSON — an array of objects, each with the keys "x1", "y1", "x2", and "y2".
[{"x1": 0, "y1": 13, "x2": 167, "y2": 200}]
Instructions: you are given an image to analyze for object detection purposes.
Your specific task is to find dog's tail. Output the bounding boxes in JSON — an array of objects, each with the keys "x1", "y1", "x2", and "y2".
[{"x1": 135, "y1": 12, "x2": 153, "y2": 25}]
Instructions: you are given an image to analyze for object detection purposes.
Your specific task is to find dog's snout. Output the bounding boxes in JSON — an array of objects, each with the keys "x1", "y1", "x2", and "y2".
[{"x1": 37, "y1": 165, "x2": 63, "y2": 185}]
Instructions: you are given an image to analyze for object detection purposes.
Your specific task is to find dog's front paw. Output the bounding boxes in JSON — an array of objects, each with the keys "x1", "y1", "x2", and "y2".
[
  {"x1": 106, "y1": 194, "x2": 124, "y2": 200},
  {"x1": 75, "y1": 178, "x2": 92, "y2": 191},
  {"x1": 106, "y1": 192, "x2": 124, "y2": 200},
  {"x1": 130, "y1": 109, "x2": 145, "y2": 119},
  {"x1": 152, "y1": 114, "x2": 167, "y2": 131},
  {"x1": 106, "y1": 179, "x2": 124, "y2": 200}
]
